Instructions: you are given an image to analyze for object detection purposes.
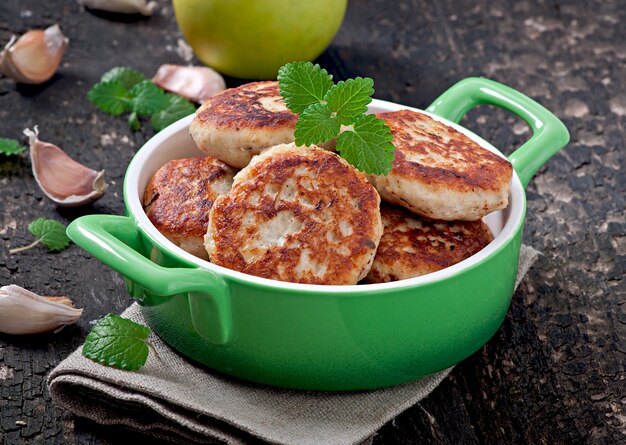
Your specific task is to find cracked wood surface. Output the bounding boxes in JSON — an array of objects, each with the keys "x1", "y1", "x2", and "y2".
[{"x1": 0, "y1": 0, "x2": 624, "y2": 444}]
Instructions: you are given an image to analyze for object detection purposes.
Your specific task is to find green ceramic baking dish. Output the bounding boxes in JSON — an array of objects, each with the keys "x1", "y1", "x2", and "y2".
[{"x1": 67, "y1": 77, "x2": 569, "y2": 390}]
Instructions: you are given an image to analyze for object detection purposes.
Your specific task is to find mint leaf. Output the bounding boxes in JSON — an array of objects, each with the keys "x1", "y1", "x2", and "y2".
[
  {"x1": 150, "y1": 94, "x2": 196, "y2": 132},
  {"x1": 277, "y1": 61, "x2": 333, "y2": 114},
  {"x1": 325, "y1": 78, "x2": 374, "y2": 125},
  {"x1": 277, "y1": 62, "x2": 395, "y2": 175},
  {"x1": 89, "y1": 68, "x2": 176, "y2": 132},
  {"x1": 101, "y1": 67, "x2": 146, "y2": 90},
  {"x1": 0, "y1": 138, "x2": 26, "y2": 156},
  {"x1": 10, "y1": 217, "x2": 71, "y2": 254},
  {"x1": 88, "y1": 81, "x2": 132, "y2": 115},
  {"x1": 294, "y1": 103, "x2": 340, "y2": 146},
  {"x1": 129, "y1": 80, "x2": 169, "y2": 116},
  {"x1": 28, "y1": 218, "x2": 70, "y2": 252},
  {"x1": 336, "y1": 114, "x2": 395, "y2": 175},
  {"x1": 82, "y1": 314, "x2": 151, "y2": 371}
]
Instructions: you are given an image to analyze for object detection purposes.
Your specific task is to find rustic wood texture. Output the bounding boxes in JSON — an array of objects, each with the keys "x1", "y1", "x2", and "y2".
[{"x1": 0, "y1": 0, "x2": 624, "y2": 444}]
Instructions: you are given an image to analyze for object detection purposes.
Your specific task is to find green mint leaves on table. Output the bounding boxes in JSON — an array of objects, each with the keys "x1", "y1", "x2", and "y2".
[
  {"x1": 9, "y1": 217, "x2": 70, "y2": 254},
  {"x1": 87, "y1": 80, "x2": 132, "y2": 116},
  {"x1": 151, "y1": 94, "x2": 197, "y2": 132},
  {"x1": 0, "y1": 138, "x2": 27, "y2": 156},
  {"x1": 101, "y1": 66, "x2": 146, "y2": 89},
  {"x1": 278, "y1": 61, "x2": 395, "y2": 175},
  {"x1": 83, "y1": 314, "x2": 152, "y2": 371},
  {"x1": 129, "y1": 80, "x2": 169, "y2": 115},
  {"x1": 88, "y1": 67, "x2": 195, "y2": 133},
  {"x1": 28, "y1": 218, "x2": 70, "y2": 251}
]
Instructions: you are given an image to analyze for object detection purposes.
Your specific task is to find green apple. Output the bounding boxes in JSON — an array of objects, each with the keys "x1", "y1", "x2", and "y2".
[{"x1": 172, "y1": 0, "x2": 348, "y2": 79}]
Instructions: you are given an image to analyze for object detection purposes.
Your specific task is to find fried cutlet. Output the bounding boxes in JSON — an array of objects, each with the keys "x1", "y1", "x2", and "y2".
[
  {"x1": 189, "y1": 81, "x2": 297, "y2": 168},
  {"x1": 365, "y1": 203, "x2": 494, "y2": 283},
  {"x1": 143, "y1": 156, "x2": 237, "y2": 260},
  {"x1": 369, "y1": 110, "x2": 513, "y2": 221},
  {"x1": 205, "y1": 143, "x2": 382, "y2": 285}
]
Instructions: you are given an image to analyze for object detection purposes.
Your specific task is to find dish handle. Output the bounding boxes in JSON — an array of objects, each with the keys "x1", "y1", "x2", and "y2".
[
  {"x1": 66, "y1": 215, "x2": 231, "y2": 345},
  {"x1": 426, "y1": 77, "x2": 570, "y2": 188}
]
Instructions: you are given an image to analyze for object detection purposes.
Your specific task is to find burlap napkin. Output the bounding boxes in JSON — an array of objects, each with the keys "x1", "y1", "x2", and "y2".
[{"x1": 48, "y1": 245, "x2": 540, "y2": 445}]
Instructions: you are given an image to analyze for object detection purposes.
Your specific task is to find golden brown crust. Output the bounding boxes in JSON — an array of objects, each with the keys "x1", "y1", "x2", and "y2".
[
  {"x1": 386, "y1": 110, "x2": 511, "y2": 191},
  {"x1": 365, "y1": 203, "x2": 493, "y2": 283},
  {"x1": 370, "y1": 110, "x2": 513, "y2": 220},
  {"x1": 190, "y1": 81, "x2": 298, "y2": 168},
  {"x1": 143, "y1": 156, "x2": 236, "y2": 259},
  {"x1": 206, "y1": 144, "x2": 382, "y2": 285},
  {"x1": 194, "y1": 81, "x2": 297, "y2": 131}
]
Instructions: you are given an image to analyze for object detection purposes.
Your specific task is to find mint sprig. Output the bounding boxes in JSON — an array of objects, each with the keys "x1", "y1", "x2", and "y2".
[
  {"x1": 101, "y1": 67, "x2": 145, "y2": 90},
  {"x1": 151, "y1": 94, "x2": 197, "y2": 132},
  {"x1": 9, "y1": 217, "x2": 70, "y2": 254},
  {"x1": 82, "y1": 314, "x2": 152, "y2": 371},
  {"x1": 278, "y1": 62, "x2": 394, "y2": 175},
  {"x1": 0, "y1": 138, "x2": 27, "y2": 156},
  {"x1": 88, "y1": 67, "x2": 196, "y2": 133}
]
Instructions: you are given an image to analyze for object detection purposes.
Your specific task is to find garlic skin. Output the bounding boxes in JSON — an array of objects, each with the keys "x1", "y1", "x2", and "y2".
[
  {"x1": 0, "y1": 25, "x2": 68, "y2": 84},
  {"x1": 152, "y1": 64, "x2": 226, "y2": 104},
  {"x1": 78, "y1": 0, "x2": 157, "y2": 16},
  {"x1": 25, "y1": 127, "x2": 106, "y2": 208},
  {"x1": 0, "y1": 285, "x2": 83, "y2": 335}
]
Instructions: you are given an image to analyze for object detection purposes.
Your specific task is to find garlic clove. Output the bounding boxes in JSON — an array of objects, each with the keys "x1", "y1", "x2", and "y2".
[
  {"x1": 0, "y1": 25, "x2": 68, "y2": 84},
  {"x1": 25, "y1": 126, "x2": 106, "y2": 208},
  {"x1": 152, "y1": 64, "x2": 226, "y2": 104},
  {"x1": 0, "y1": 285, "x2": 83, "y2": 335},
  {"x1": 78, "y1": 0, "x2": 157, "y2": 16}
]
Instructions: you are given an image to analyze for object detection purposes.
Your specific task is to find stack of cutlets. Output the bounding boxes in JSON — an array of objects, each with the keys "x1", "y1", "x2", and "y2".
[
  {"x1": 143, "y1": 81, "x2": 513, "y2": 285},
  {"x1": 363, "y1": 110, "x2": 511, "y2": 283}
]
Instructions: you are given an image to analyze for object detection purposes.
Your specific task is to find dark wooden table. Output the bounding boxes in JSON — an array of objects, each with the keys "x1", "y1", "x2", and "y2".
[{"x1": 1, "y1": 0, "x2": 624, "y2": 444}]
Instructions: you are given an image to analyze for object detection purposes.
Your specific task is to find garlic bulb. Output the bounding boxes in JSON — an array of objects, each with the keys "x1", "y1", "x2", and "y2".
[
  {"x1": 25, "y1": 127, "x2": 106, "y2": 208},
  {"x1": 78, "y1": 0, "x2": 157, "y2": 16},
  {"x1": 152, "y1": 64, "x2": 226, "y2": 104},
  {"x1": 0, "y1": 25, "x2": 68, "y2": 84},
  {"x1": 0, "y1": 285, "x2": 83, "y2": 335}
]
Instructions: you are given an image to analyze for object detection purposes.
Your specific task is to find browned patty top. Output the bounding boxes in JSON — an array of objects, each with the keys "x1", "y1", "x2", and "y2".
[
  {"x1": 143, "y1": 156, "x2": 236, "y2": 238},
  {"x1": 208, "y1": 145, "x2": 381, "y2": 285},
  {"x1": 194, "y1": 81, "x2": 297, "y2": 131},
  {"x1": 379, "y1": 110, "x2": 512, "y2": 192},
  {"x1": 367, "y1": 204, "x2": 493, "y2": 282}
]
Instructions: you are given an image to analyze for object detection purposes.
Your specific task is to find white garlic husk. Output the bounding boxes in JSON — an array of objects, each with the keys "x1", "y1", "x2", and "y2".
[
  {"x1": 152, "y1": 64, "x2": 226, "y2": 104},
  {"x1": 78, "y1": 0, "x2": 157, "y2": 16},
  {"x1": 0, "y1": 25, "x2": 68, "y2": 84},
  {"x1": 25, "y1": 126, "x2": 106, "y2": 208},
  {"x1": 0, "y1": 285, "x2": 83, "y2": 335}
]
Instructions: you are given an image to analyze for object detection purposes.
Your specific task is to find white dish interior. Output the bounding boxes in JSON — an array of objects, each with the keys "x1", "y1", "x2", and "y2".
[{"x1": 124, "y1": 99, "x2": 525, "y2": 293}]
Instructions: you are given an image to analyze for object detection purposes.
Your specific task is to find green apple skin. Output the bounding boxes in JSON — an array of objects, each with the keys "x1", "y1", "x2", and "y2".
[{"x1": 173, "y1": 0, "x2": 348, "y2": 79}]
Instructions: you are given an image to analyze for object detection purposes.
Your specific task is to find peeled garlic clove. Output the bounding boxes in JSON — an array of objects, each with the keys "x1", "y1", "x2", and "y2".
[
  {"x1": 0, "y1": 24, "x2": 68, "y2": 84},
  {"x1": 0, "y1": 285, "x2": 83, "y2": 335},
  {"x1": 152, "y1": 64, "x2": 226, "y2": 104},
  {"x1": 78, "y1": 0, "x2": 157, "y2": 16},
  {"x1": 25, "y1": 126, "x2": 106, "y2": 208}
]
